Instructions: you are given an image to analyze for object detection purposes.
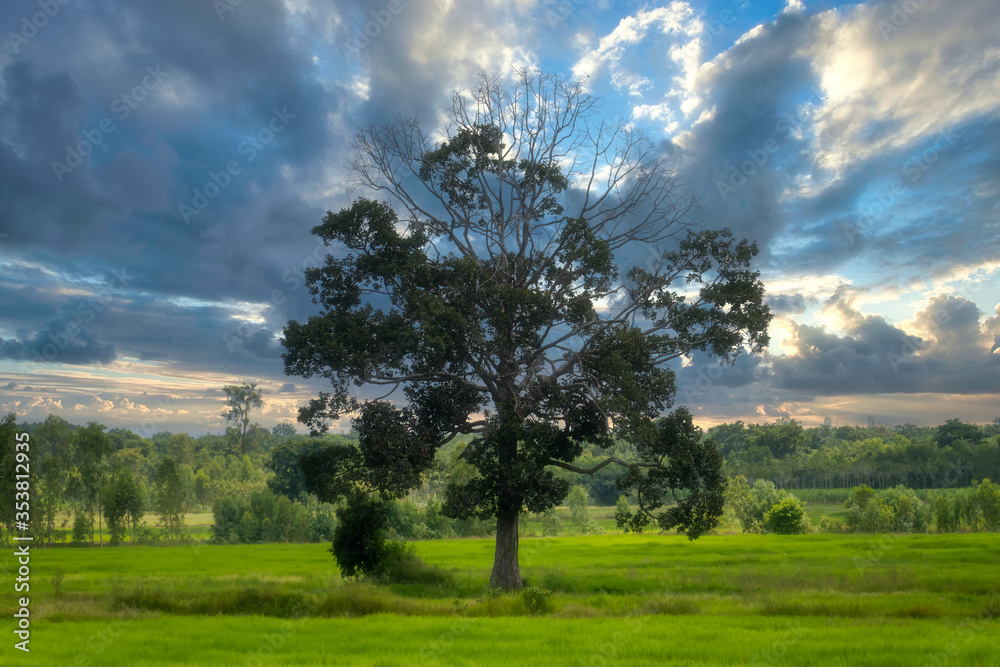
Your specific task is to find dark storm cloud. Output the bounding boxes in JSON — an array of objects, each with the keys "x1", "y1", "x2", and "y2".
[
  {"x1": 0, "y1": 0, "x2": 358, "y2": 390},
  {"x1": 0, "y1": 321, "x2": 117, "y2": 365},
  {"x1": 767, "y1": 293, "x2": 809, "y2": 315},
  {"x1": 0, "y1": 0, "x2": 340, "y2": 288},
  {"x1": 673, "y1": 349, "x2": 771, "y2": 411},
  {"x1": 779, "y1": 116, "x2": 1000, "y2": 278},
  {"x1": 771, "y1": 292, "x2": 1000, "y2": 396},
  {"x1": 668, "y1": 10, "x2": 818, "y2": 252}
]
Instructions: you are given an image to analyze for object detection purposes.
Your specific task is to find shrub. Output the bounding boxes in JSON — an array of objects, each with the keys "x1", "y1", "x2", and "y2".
[
  {"x1": 845, "y1": 484, "x2": 930, "y2": 533},
  {"x1": 371, "y1": 541, "x2": 452, "y2": 586},
  {"x1": 765, "y1": 497, "x2": 808, "y2": 534},
  {"x1": 72, "y1": 509, "x2": 92, "y2": 544},
  {"x1": 422, "y1": 501, "x2": 455, "y2": 539},
  {"x1": 211, "y1": 489, "x2": 330, "y2": 544},
  {"x1": 568, "y1": 485, "x2": 591, "y2": 533},
  {"x1": 881, "y1": 486, "x2": 930, "y2": 533},
  {"x1": 819, "y1": 516, "x2": 845, "y2": 533},
  {"x1": 522, "y1": 587, "x2": 553, "y2": 615},
  {"x1": 935, "y1": 493, "x2": 956, "y2": 533},
  {"x1": 614, "y1": 496, "x2": 632, "y2": 533},
  {"x1": 541, "y1": 508, "x2": 562, "y2": 536},
  {"x1": 330, "y1": 495, "x2": 390, "y2": 578},
  {"x1": 972, "y1": 479, "x2": 1000, "y2": 531},
  {"x1": 452, "y1": 516, "x2": 496, "y2": 537},
  {"x1": 725, "y1": 476, "x2": 797, "y2": 534},
  {"x1": 305, "y1": 494, "x2": 337, "y2": 542},
  {"x1": 210, "y1": 496, "x2": 244, "y2": 543},
  {"x1": 386, "y1": 498, "x2": 422, "y2": 539}
]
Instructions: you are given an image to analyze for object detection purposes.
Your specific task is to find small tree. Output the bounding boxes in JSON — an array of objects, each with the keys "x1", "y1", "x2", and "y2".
[
  {"x1": 541, "y1": 507, "x2": 562, "y2": 536},
  {"x1": 934, "y1": 492, "x2": 956, "y2": 533},
  {"x1": 72, "y1": 508, "x2": 92, "y2": 544},
  {"x1": 330, "y1": 495, "x2": 390, "y2": 578},
  {"x1": 222, "y1": 382, "x2": 264, "y2": 454},
  {"x1": 845, "y1": 485, "x2": 892, "y2": 533},
  {"x1": 567, "y1": 485, "x2": 591, "y2": 533},
  {"x1": 725, "y1": 476, "x2": 790, "y2": 534},
  {"x1": 73, "y1": 422, "x2": 112, "y2": 545},
  {"x1": 971, "y1": 479, "x2": 1000, "y2": 531},
  {"x1": 765, "y1": 497, "x2": 807, "y2": 534},
  {"x1": 154, "y1": 457, "x2": 186, "y2": 541}
]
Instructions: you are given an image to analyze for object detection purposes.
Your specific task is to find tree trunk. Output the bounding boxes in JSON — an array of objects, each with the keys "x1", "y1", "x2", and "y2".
[{"x1": 490, "y1": 511, "x2": 522, "y2": 590}]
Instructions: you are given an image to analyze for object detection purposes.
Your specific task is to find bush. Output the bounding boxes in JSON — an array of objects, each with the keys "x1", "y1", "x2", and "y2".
[
  {"x1": 422, "y1": 501, "x2": 455, "y2": 539},
  {"x1": 305, "y1": 494, "x2": 337, "y2": 542},
  {"x1": 72, "y1": 509, "x2": 92, "y2": 543},
  {"x1": 614, "y1": 496, "x2": 632, "y2": 534},
  {"x1": 452, "y1": 516, "x2": 496, "y2": 537},
  {"x1": 819, "y1": 516, "x2": 845, "y2": 533},
  {"x1": 725, "y1": 476, "x2": 798, "y2": 534},
  {"x1": 522, "y1": 587, "x2": 553, "y2": 615},
  {"x1": 972, "y1": 479, "x2": 1000, "y2": 531},
  {"x1": 881, "y1": 486, "x2": 930, "y2": 533},
  {"x1": 386, "y1": 498, "x2": 421, "y2": 539},
  {"x1": 330, "y1": 495, "x2": 390, "y2": 578},
  {"x1": 541, "y1": 508, "x2": 562, "y2": 536},
  {"x1": 845, "y1": 484, "x2": 930, "y2": 533},
  {"x1": 210, "y1": 496, "x2": 244, "y2": 543},
  {"x1": 765, "y1": 497, "x2": 808, "y2": 534},
  {"x1": 371, "y1": 541, "x2": 452, "y2": 586},
  {"x1": 568, "y1": 485, "x2": 592, "y2": 533},
  {"x1": 935, "y1": 492, "x2": 956, "y2": 533},
  {"x1": 211, "y1": 489, "x2": 332, "y2": 544}
]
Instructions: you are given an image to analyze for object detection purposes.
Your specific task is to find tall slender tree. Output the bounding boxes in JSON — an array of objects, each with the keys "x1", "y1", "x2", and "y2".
[
  {"x1": 73, "y1": 422, "x2": 112, "y2": 545},
  {"x1": 222, "y1": 382, "x2": 263, "y2": 454},
  {"x1": 154, "y1": 457, "x2": 186, "y2": 541}
]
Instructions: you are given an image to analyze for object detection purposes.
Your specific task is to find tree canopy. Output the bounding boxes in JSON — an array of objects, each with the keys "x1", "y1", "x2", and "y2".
[{"x1": 282, "y1": 70, "x2": 771, "y2": 588}]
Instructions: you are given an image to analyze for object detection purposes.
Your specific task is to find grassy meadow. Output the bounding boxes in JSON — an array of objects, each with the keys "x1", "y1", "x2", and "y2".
[{"x1": 6, "y1": 531, "x2": 999, "y2": 665}]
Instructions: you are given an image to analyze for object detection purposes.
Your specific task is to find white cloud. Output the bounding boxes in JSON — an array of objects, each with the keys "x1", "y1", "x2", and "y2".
[
  {"x1": 807, "y1": 1, "x2": 1000, "y2": 180},
  {"x1": 572, "y1": 3, "x2": 701, "y2": 98},
  {"x1": 783, "y1": 0, "x2": 805, "y2": 15}
]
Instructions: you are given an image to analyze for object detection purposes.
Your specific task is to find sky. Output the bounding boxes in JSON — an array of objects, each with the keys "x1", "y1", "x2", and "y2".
[{"x1": 0, "y1": 0, "x2": 998, "y2": 436}]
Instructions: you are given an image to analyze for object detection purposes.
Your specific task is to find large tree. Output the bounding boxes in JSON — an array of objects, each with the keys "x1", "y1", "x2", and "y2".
[{"x1": 282, "y1": 71, "x2": 770, "y2": 589}]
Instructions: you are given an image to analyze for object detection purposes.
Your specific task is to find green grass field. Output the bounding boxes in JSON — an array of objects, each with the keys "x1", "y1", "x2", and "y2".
[{"x1": 5, "y1": 532, "x2": 999, "y2": 665}]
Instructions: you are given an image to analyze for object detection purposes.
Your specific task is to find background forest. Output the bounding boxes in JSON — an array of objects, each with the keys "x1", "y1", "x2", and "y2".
[{"x1": 3, "y1": 402, "x2": 999, "y2": 547}]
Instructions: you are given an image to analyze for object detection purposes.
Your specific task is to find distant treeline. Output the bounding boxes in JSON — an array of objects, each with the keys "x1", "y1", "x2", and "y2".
[
  {"x1": 2, "y1": 412, "x2": 999, "y2": 547},
  {"x1": 710, "y1": 418, "x2": 1000, "y2": 491}
]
